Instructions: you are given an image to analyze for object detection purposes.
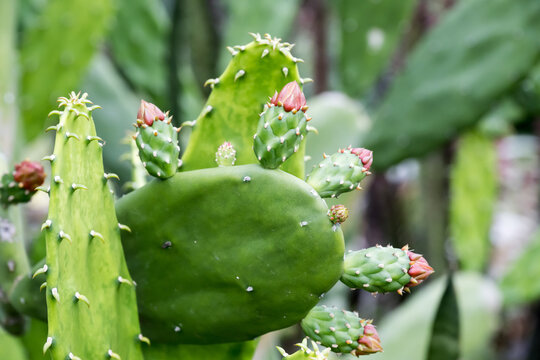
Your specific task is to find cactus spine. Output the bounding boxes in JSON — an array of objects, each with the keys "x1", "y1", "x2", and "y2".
[{"x1": 43, "y1": 92, "x2": 144, "y2": 359}]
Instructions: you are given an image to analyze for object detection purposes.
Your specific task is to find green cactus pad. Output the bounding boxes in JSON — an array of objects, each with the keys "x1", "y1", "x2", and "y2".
[
  {"x1": 341, "y1": 245, "x2": 411, "y2": 293},
  {"x1": 301, "y1": 305, "x2": 366, "y2": 354},
  {"x1": 306, "y1": 149, "x2": 369, "y2": 198},
  {"x1": 44, "y1": 93, "x2": 144, "y2": 359},
  {"x1": 135, "y1": 118, "x2": 180, "y2": 179},
  {"x1": 181, "y1": 33, "x2": 307, "y2": 178},
  {"x1": 0, "y1": 174, "x2": 34, "y2": 206},
  {"x1": 116, "y1": 164, "x2": 344, "y2": 344},
  {"x1": 253, "y1": 104, "x2": 308, "y2": 169}
]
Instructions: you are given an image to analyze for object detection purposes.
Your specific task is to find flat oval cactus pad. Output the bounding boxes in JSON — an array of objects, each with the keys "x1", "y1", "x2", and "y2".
[{"x1": 116, "y1": 165, "x2": 344, "y2": 344}]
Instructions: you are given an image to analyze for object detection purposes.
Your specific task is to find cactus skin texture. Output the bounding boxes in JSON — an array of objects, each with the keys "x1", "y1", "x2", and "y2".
[
  {"x1": 181, "y1": 33, "x2": 308, "y2": 178},
  {"x1": 0, "y1": 161, "x2": 46, "y2": 207},
  {"x1": 307, "y1": 147, "x2": 372, "y2": 198},
  {"x1": 341, "y1": 245, "x2": 434, "y2": 294},
  {"x1": 43, "y1": 92, "x2": 144, "y2": 360},
  {"x1": 301, "y1": 305, "x2": 382, "y2": 356},
  {"x1": 134, "y1": 100, "x2": 179, "y2": 179},
  {"x1": 277, "y1": 338, "x2": 331, "y2": 359},
  {"x1": 254, "y1": 81, "x2": 310, "y2": 169},
  {"x1": 116, "y1": 164, "x2": 344, "y2": 344}
]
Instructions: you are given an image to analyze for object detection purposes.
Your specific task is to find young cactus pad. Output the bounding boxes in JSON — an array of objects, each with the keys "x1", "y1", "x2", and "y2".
[
  {"x1": 341, "y1": 245, "x2": 434, "y2": 294},
  {"x1": 133, "y1": 100, "x2": 180, "y2": 179},
  {"x1": 43, "y1": 92, "x2": 144, "y2": 359},
  {"x1": 307, "y1": 147, "x2": 373, "y2": 198},
  {"x1": 116, "y1": 164, "x2": 344, "y2": 344},
  {"x1": 253, "y1": 81, "x2": 310, "y2": 169},
  {"x1": 301, "y1": 305, "x2": 382, "y2": 356},
  {"x1": 181, "y1": 33, "x2": 308, "y2": 177}
]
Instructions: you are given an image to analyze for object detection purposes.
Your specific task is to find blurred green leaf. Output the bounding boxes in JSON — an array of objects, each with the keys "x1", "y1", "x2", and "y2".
[
  {"x1": 449, "y1": 130, "x2": 497, "y2": 272},
  {"x1": 109, "y1": 0, "x2": 170, "y2": 102},
  {"x1": 500, "y1": 230, "x2": 540, "y2": 306},
  {"x1": 0, "y1": 327, "x2": 27, "y2": 360},
  {"x1": 218, "y1": 0, "x2": 301, "y2": 71},
  {"x1": 426, "y1": 276, "x2": 460, "y2": 360},
  {"x1": 477, "y1": 98, "x2": 524, "y2": 137},
  {"x1": 83, "y1": 54, "x2": 140, "y2": 183},
  {"x1": 364, "y1": 0, "x2": 540, "y2": 170},
  {"x1": 371, "y1": 272, "x2": 500, "y2": 360},
  {"x1": 20, "y1": 0, "x2": 114, "y2": 141},
  {"x1": 334, "y1": 0, "x2": 416, "y2": 98},
  {"x1": 512, "y1": 61, "x2": 540, "y2": 116}
]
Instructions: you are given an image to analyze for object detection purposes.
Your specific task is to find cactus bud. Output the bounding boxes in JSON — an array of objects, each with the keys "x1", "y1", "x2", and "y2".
[
  {"x1": 270, "y1": 81, "x2": 306, "y2": 112},
  {"x1": 350, "y1": 148, "x2": 373, "y2": 171},
  {"x1": 355, "y1": 321, "x2": 383, "y2": 355},
  {"x1": 328, "y1": 205, "x2": 348, "y2": 224},
  {"x1": 137, "y1": 100, "x2": 166, "y2": 126},
  {"x1": 13, "y1": 160, "x2": 46, "y2": 191},
  {"x1": 134, "y1": 100, "x2": 179, "y2": 179},
  {"x1": 215, "y1": 142, "x2": 237, "y2": 166},
  {"x1": 404, "y1": 247, "x2": 434, "y2": 288}
]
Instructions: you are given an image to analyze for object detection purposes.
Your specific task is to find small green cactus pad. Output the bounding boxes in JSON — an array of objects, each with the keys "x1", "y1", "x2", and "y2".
[
  {"x1": 116, "y1": 164, "x2": 344, "y2": 344},
  {"x1": 134, "y1": 100, "x2": 180, "y2": 179},
  {"x1": 301, "y1": 305, "x2": 366, "y2": 354},
  {"x1": 253, "y1": 104, "x2": 308, "y2": 169},
  {"x1": 341, "y1": 245, "x2": 411, "y2": 294},
  {"x1": 306, "y1": 148, "x2": 371, "y2": 198},
  {"x1": 134, "y1": 120, "x2": 180, "y2": 179},
  {"x1": 44, "y1": 93, "x2": 144, "y2": 360},
  {"x1": 215, "y1": 142, "x2": 237, "y2": 166},
  {"x1": 0, "y1": 174, "x2": 34, "y2": 206},
  {"x1": 181, "y1": 33, "x2": 307, "y2": 178}
]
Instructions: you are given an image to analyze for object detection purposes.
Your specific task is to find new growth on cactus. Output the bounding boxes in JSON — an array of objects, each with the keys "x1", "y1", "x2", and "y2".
[
  {"x1": 133, "y1": 100, "x2": 180, "y2": 179},
  {"x1": 253, "y1": 81, "x2": 310, "y2": 169},
  {"x1": 0, "y1": 160, "x2": 46, "y2": 207},
  {"x1": 216, "y1": 141, "x2": 237, "y2": 166}
]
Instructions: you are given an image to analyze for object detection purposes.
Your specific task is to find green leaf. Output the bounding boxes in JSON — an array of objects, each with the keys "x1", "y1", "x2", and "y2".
[
  {"x1": 449, "y1": 130, "x2": 497, "y2": 272},
  {"x1": 143, "y1": 341, "x2": 257, "y2": 360},
  {"x1": 500, "y1": 230, "x2": 540, "y2": 305},
  {"x1": 364, "y1": 0, "x2": 540, "y2": 170},
  {"x1": 333, "y1": 0, "x2": 416, "y2": 97},
  {"x1": 20, "y1": 0, "x2": 115, "y2": 141},
  {"x1": 0, "y1": 327, "x2": 27, "y2": 360},
  {"x1": 426, "y1": 275, "x2": 460, "y2": 360},
  {"x1": 108, "y1": 0, "x2": 170, "y2": 101}
]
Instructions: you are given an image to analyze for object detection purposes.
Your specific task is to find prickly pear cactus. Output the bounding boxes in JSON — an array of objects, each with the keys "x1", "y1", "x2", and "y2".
[
  {"x1": 116, "y1": 164, "x2": 344, "y2": 344},
  {"x1": 42, "y1": 92, "x2": 145, "y2": 359},
  {"x1": 277, "y1": 338, "x2": 331, "y2": 360},
  {"x1": 341, "y1": 245, "x2": 434, "y2": 294},
  {"x1": 0, "y1": 160, "x2": 46, "y2": 207},
  {"x1": 181, "y1": 33, "x2": 310, "y2": 177},
  {"x1": 301, "y1": 305, "x2": 382, "y2": 356},
  {"x1": 134, "y1": 100, "x2": 180, "y2": 179},
  {"x1": 307, "y1": 147, "x2": 373, "y2": 198},
  {"x1": 253, "y1": 81, "x2": 310, "y2": 169}
]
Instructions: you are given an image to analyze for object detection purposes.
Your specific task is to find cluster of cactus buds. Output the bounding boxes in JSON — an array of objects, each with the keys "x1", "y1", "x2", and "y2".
[
  {"x1": 328, "y1": 204, "x2": 349, "y2": 224},
  {"x1": 253, "y1": 81, "x2": 311, "y2": 169},
  {"x1": 307, "y1": 147, "x2": 373, "y2": 198},
  {"x1": 277, "y1": 338, "x2": 331, "y2": 359},
  {"x1": 341, "y1": 245, "x2": 434, "y2": 295},
  {"x1": 215, "y1": 141, "x2": 237, "y2": 166},
  {"x1": 133, "y1": 100, "x2": 180, "y2": 179},
  {"x1": 0, "y1": 160, "x2": 46, "y2": 207}
]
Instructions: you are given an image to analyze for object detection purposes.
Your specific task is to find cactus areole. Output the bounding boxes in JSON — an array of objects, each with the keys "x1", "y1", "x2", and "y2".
[{"x1": 116, "y1": 165, "x2": 345, "y2": 344}]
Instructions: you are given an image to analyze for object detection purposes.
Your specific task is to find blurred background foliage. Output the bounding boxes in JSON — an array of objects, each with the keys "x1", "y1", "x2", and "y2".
[{"x1": 2, "y1": 0, "x2": 540, "y2": 359}]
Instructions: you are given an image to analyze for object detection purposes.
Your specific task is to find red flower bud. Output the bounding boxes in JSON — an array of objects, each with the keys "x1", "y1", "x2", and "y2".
[
  {"x1": 270, "y1": 81, "x2": 307, "y2": 112},
  {"x1": 404, "y1": 248, "x2": 434, "y2": 288},
  {"x1": 351, "y1": 148, "x2": 373, "y2": 171},
  {"x1": 355, "y1": 321, "x2": 383, "y2": 355},
  {"x1": 137, "y1": 100, "x2": 165, "y2": 126},
  {"x1": 13, "y1": 160, "x2": 46, "y2": 191}
]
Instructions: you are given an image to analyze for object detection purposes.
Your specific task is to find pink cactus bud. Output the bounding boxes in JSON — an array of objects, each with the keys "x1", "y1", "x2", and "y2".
[
  {"x1": 355, "y1": 321, "x2": 383, "y2": 355},
  {"x1": 270, "y1": 81, "x2": 307, "y2": 112},
  {"x1": 328, "y1": 204, "x2": 349, "y2": 224},
  {"x1": 137, "y1": 100, "x2": 166, "y2": 126},
  {"x1": 403, "y1": 247, "x2": 434, "y2": 288},
  {"x1": 13, "y1": 160, "x2": 46, "y2": 191},
  {"x1": 351, "y1": 148, "x2": 373, "y2": 171}
]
